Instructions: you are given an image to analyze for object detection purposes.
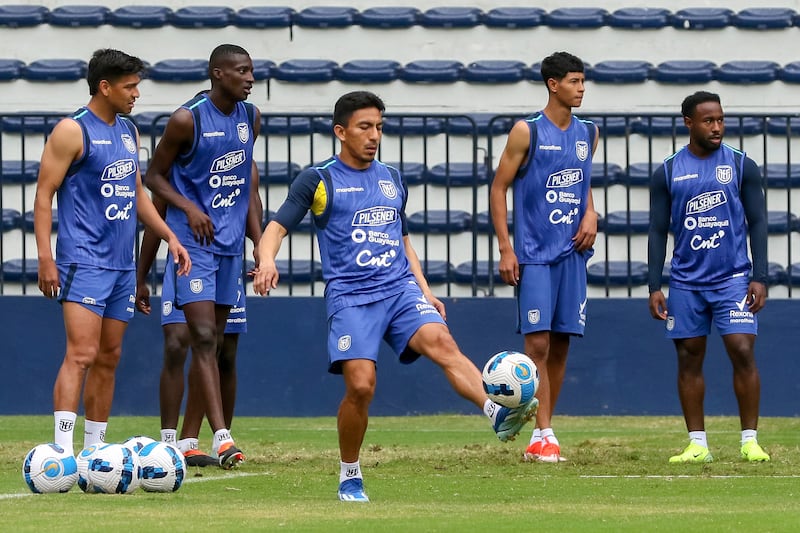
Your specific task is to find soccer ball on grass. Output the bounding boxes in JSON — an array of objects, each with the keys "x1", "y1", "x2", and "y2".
[
  {"x1": 85, "y1": 443, "x2": 142, "y2": 494},
  {"x1": 138, "y1": 441, "x2": 186, "y2": 493},
  {"x1": 482, "y1": 350, "x2": 539, "y2": 408},
  {"x1": 22, "y1": 443, "x2": 78, "y2": 493}
]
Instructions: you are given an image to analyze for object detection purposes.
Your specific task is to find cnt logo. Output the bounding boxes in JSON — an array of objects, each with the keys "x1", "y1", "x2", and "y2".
[{"x1": 210, "y1": 150, "x2": 246, "y2": 173}]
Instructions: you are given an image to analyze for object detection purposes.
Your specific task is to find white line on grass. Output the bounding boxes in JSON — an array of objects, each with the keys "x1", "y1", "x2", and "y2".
[{"x1": 580, "y1": 475, "x2": 800, "y2": 479}]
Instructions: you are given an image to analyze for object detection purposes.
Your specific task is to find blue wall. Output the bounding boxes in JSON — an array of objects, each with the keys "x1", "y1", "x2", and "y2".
[{"x1": 1, "y1": 296, "x2": 798, "y2": 417}]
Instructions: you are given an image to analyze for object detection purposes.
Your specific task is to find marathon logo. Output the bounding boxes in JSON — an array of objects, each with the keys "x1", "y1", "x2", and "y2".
[
  {"x1": 100, "y1": 159, "x2": 136, "y2": 181},
  {"x1": 546, "y1": 168, "x2": 583, "y2": 188},
  {"x1": 210, "y1": 150, "x2": 246, "y2": 173},
  {"x1": 686, "y1": 190, "x2": 727, "y2": 215},
  {"x1": 352, "y1": 206, "x2": 397, "y2": 227}
]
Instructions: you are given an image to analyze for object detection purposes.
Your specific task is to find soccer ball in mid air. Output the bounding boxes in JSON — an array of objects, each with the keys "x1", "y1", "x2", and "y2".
[
  {"x1": 482, "y1": 350, "x2": 539, "y2": 408},
  {"x1": 85, "y1": 443, "x2": 142, "y2": 494},
  {"x1": 22, "y1": 443, "x2": 78, "y2": 493},
  {"x1": 137, "y1": 442, "x2": 186, "y2": 493}
]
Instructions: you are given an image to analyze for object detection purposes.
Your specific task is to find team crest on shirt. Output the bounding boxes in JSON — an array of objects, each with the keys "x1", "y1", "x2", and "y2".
[
  {"x1": 716, "y1": 165, "x2": 733, "y2": 185},
  {"x1": 120, "y1": 133, "x2": 137, "y2": 154},
  {"x1": 163, "y1": 301, "x2": 173, "y2": 316},
  {"x1": 237, "y1": 122, "x2": 249, "y2": 143},
  {"x1": 190, "y1": 279, "x2": 203, "y2": 294},
  {"x1": 527, "y1": 309, "x2": 540, "y2": 325},
  {"x1": 575, "y1": 141, "x2": 589, "y2": 161},
  {"x1": 378, "y1": 180, "x2": 397, "y2": 199},
  {"x1": 338, "y1": 335, "x2": 352, "y2": 352}
]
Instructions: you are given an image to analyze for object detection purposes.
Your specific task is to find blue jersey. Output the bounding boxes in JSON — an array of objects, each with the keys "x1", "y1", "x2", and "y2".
[
  {"x1": 165, "y1": 94, "x2": 255, "y2": 256},
  {"x1": 56, "y1": 107, "x2": 139, "y2": 270},
  {"x1": 512, "y1": 113, "x2": 595, "y2": 264},
  {"x1": 272, "y1": 156, "x2": 414, "y2": 317},
  {"x1": 663, "y1": 144, "x2": 752, "y2": 289}
]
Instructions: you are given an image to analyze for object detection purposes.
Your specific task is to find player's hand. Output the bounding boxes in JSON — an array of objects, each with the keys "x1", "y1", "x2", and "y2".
[
  {"x1": 498, "y1": 250, "x2": 520, "y2": 286},
  {"x1": 427, "y1": 293, "x2": 446, "y2": 321},
  {"x1": 251, "y1": 245, "x2": 260, "y2": 272},
  {"x1": 168, "y1": 238, "x2": 192, "y2": 276},
  {"x1": 572, "y1": 210, "x2": 598, "y2": 252},
  {"x1": 253, "y1": 260, "x2": 279, "y2": 296},
  {"x1": 185, "y1": 204, "x2": 215, "y2": 246},
  {"x1": 37, "y1": 257, "x2": 60, "y2": 299},
  {"x1": 135, "y1": 280, "x2": 151, "y2": 314},
  {"x1": 747, "y1": 281, "x2": 767, "y2": 314},
  {"x1": 648, "y1": 290, "x2": 668, "y2": 320}
]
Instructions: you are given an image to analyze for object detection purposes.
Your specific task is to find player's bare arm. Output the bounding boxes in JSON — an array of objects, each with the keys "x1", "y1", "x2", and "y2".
[
  {"x1": 246, "y1": 159, "x2": 263, "y2": 271},
  {"x1": 135, "y1": 195, "x2": 168, "y2": 314},
  {"x1": 253, "y1": 220, "x2": 288, "y2": 295},
  {"x1": 136, "y1": 171, "x2": 191, "y2": 276},
  {"x1": 403, "y1": 235, "x2": 446, "y2": 320}
]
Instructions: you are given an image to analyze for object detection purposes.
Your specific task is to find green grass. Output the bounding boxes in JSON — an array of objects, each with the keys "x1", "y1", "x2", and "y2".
[{"x1": 2, "y1": 415, "x2": 799, "y2": 532}]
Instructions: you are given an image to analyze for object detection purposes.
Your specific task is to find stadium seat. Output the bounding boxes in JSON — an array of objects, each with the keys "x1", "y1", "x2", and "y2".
[
  {"x1": 21, "y1": 59, "x2": 87, "y2": 82},
  {"x1": 453, "y1": 260, "x2": 502, "y2": 285},
  {"x1": 589, "y1": 61, "x2": 651, "y2": 83},
  {"x1": 651, "y1": 60, "x2": 717, "y2": 84},
  {"x1": 475, "y1": 210, "x2": 513, "y2": 233},
  {"x1": 0, "y1": 160, "x2": 40, "y2": 184},
  {"x1": 274, "y1": 259, "x2": 323, "y2": 283},
  {"x1": 766, "y1": 211, "x2": 799, "y2": 233},
  {"x1": 766, "y1": 117, "x2": 800, "y2": 136},
  {"x1": 591, "y1": 162, "x2": 623, "y2": 186},
  {"x1": 586, "y1": 260, "x2": 648, "y2": 286},
  {"x1": 544, "y1": 8, "x2": 608, "y2": 28},
  {"x1": 271, "y1": 59, "x2": 337, "y2": 82},
  {"x1": 170, "y1": 6, "x2": 233, "y2": 28},
  {"x1": 777, "y1": 61, "x2": 800, "y2": 83},
  {"x1": 528, "y1": 62, "x2": 544, "y2": 82},
  {"x1": 48, "y1": 5, "x2": 109, "y2": 27},
  {"x1": 632, "y1": 117, "x2": 688, "y2": 136},
  {"x1": 132, "y1": 111, "x2": 170, "y2": 135},
  {"x1": 714, "y1": 61, "x2": 779, "y2": 84},
  {"x1": 731, "y1": 8, "x2": 795, "y2": 29},
  {"x1": 252, "y1": 59, "x2": 275, "y2": 81},
  {"x1": 399, "y1": 60, "x2": 463, "y2": 83},
  {"x1": 0, "y1": 115, "x2": 61, "y2": 134},
  {"x1": 1, "y1": 208, "x2": 22, "y2": 231},
  {"x1": 0, "y1": 59, "x2": 24, "y2": 80},
  {"x1": 724, "y1": 117, "x2": 764, "y2": 136},
  {"x1": 766, "y1": 262, "x2": 788, "y2": 286},
  {"x1": 407, "y1": 210, "x2": 471, "y2": 234},
  {"x1": 585, "y1": 116, "x2": 632, "y2": 136},
  {"x1": 788, "y1": 263, "x2": 800, "y2": 286},
  {"x1": 762, "y1": 163, "x2": 800, "y2": 187},
  {"x1": 335, "y1": 60, "x2": 401, "y2": 83},
  {"x1": 425, "y1": 162, "x2": 489, "y2": 186},
  {"x1": 461, "y1": 60, "x2": 527, "y2": 84},
  {"x1": 294, "y1": 6, "x2": 357, "y2": 27},
  {"x1": 420, "y1": 260, "x2": 454, "y2": 284},
  {"x1": 444, "y1": 113, "x2": 514, "y2": 136},
  {"x1": 482, "y1": 7, "x2": 545, "y2": 28},
  {"x1": 602, "y1": 211, "x2": 650, "y2": 234},
  {"x1": 233, "y1": 6, "x2": 294, "y2": 28},
  {"x1": 261, "y1": 116, "x2": 313, "y2": 135},
  {"x1": 671, "y1": 8, "x2": 733, "y2": 30},
  {"x1": 0, "y1": 5, "x2": 49, "y2": 27},
  {"x1": 383, "y1": 161, "x2": 426, "y2": 185},
  {"x1": 356, "y1": 7, "x2": 420, "y2": 28},
  {"x1": 147, "y1": 59, "x2": 208, "y2": 82},
  {"x1": 23, "y1": 209, "x2": 57, "y2": 231},
  {"x1": 419, "y1": 7, "x2": 482, "y2": 28},
  {"x1": 607, "y1": 7, "x2": 670, "y2": 29},
  {"x1": 1, "y1": 258, "x2": 38, "y2": 282},
  {"x1": 256, "y1": 161, "x2": 301, "y2": 185},
  {"x1": 109, "y1": 5, "x2": 172, "y2": 28},
  {"x1": 622, "y1": 162, "x2": 657, "y2": 187},
  {"x1": 382, "y1": 117, "x2": 444, "y2": 135}
]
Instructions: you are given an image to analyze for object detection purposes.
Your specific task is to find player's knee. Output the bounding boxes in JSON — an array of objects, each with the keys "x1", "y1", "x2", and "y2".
[
  {"x1": 345, "y1": 378, "x2": 375, "y2": 405},
  {"x1": 189, "y1": 323, "x2": 217, "y2": 353}
]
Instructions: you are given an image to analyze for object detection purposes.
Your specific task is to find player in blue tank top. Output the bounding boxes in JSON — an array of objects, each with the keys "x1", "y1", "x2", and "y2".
[
  {"x1": 145, "y1": 45, "x2": 261, "y2": 469},
  {"x1": 254, "y1": 91, "x2": 538, "y2": 503},
  {"x1": 490, "y1": 52, "x2": 598, "y2": 464},
  {"x1": 648, "y1": 91, "x2": 770, "y2": 463},
  {"x1": 33, "y1": 49, "x2": 191, "y2": 455}
]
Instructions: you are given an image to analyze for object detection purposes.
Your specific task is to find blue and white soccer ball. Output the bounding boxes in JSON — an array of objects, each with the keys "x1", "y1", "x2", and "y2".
[
  {"x1": 22, "y1": 443, "x2": 79, "y2": 494},
  {"x1": 85, "y1": 443, "x2": 142, "y2": 494},
  {"x1": 482, "y1": 350, "x2": 539, "y2": 408},
  {"x1": 138, "y1": 441, "x2": 186, "y2": 493},
  {"x1": 76, "y1": 444, "x2": 101, "y2": 492},
  {"x1": 121, "y1": 435, "x2": 157, "y2": 454}
]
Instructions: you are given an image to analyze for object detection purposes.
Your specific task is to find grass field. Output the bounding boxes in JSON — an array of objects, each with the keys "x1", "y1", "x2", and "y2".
[{"x1": 1, "y1": 415, "x2": 799, "y2": 532}]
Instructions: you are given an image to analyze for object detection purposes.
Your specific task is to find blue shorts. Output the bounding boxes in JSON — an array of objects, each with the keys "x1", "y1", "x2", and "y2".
[
  {"x1": 57, "y1": 263, "x2": 135, "y2": 322},
  {"x1": 167, "y1": 249, "x2": 242, "y2": 308},
  {"x1": 665, "y1": 280, "x2": 758, "y2": 338},
  {"x1": 517, "y1": 252, "x2": 588, "y2": 336},
  {"x1": 161, "y1": 256, "x2": 247, "y2": 334},
  {"x1": 327, "y1": 281, "x2": 446, "y2": 374}
]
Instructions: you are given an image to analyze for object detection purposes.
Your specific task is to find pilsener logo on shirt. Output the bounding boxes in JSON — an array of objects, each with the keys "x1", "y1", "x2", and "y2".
[{"x1": 210, "y1": 150, "x2": 246, "y2": 173}]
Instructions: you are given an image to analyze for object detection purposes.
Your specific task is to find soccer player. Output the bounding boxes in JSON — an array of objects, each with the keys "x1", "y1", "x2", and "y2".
[
  {"x1": 489, "y1": 51, "x2": 598, "y2": 463},
  {"x1": 144, "y1": 44, "x2": 260, "y2": 469},
  {"x1": 33, "y1": 49, "x2": 191, "y2": 455},
  {"x1": 253, "y1": 91, "x2": 538, "y2": 502},
  {"x1": 647, "y1": 91, "x2": 770, "y2": 463}
]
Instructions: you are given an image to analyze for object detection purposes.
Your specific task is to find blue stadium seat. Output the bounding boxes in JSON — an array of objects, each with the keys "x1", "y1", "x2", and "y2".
[
  {"x1": 715, "y1": 61, "x2": 779, "y2": 84},
  {"x1": 170, "y1": 6, "x2": 233, "y2": 28},
  {"x1": 607, "y1": 7, "x2": 670, "y2": 29},
  {"x1": 1, "y1": 258, "x2": 38, "y2": 282},
  {"x1": 766, "y1": 262, "x2": 788, "y2": 286},
  {"x1": 407, "y1": 210, "x2": 471, "y2": 234},
  {"x1": 383, "y1": 117, "x2": 444, "y2": 135},
  {"x1": 294, "y1": 6, "x2": 357, "y2": 27},
  {"x1": 252, "y1": 59, "x2": 275, "y2": 81},
  {"x1": 0, "y1": 160, "x2": 40, "y2": 184},
  {"x1": 23, "y1": 209, "x2": 58, "y2": 231},
  {"x1": 545, "y1": 8, "x2": 608, "y2": 28},
  {"x1": 444, "y1": 113, "x2": 514, "y2": 136},
  {"x1": 602, "y1": 211, "x2": 650, "y2": 234},
  {"x1": 584, "y1": 116, "x2": 632, "y2": 136},
  {"x1": 399, "y1": 60, "x2": 463, "y2": 83},
  {"x1": 528, "y1": 62, "x2": 544, "y2": 82},
  {"x1": 420, "y1": 260, "x2": 454, "y2": 284},
  {"x1": 261, "y1": 116, "x2": 313, "y2": 135},
  {"x1": 732, "y1": 8, "x2": 795, "y2": 29},
  {"x1": 0, "y1": 115, "x2": 60, "y2": 134},
  {"x1": 1, "y1": 208, "x2": 22, "y2": 231},
  {"x1": 632, "y1": 117, "x2": 688, "y2": 136},
  {"x1": 383, "y1": 161, "x2": 426, "y2": 185},
  {"x1": 586, "y1": 261, "x2": 648, "y2": 287},
  {"x1": 419, "y1": 7, "x2": 482, "y2": 28},
  {"x1": 272, "y1": 59, "x2": 337, "y2": 82},
  {"x1": 147, "y1": 59, "x2": 208, "y2": 82},
  {"x1": 233, "y1": 6, "x2": 294, "y2": 28},
  {"x1": 48, "y1": 5, "x2": 109, "y2": 27},
  {"x1": 357, "y1": 7, "x2": 420, "y2": 28},
  {"x1": 335, "y1": 60, "x2": 401, "y2": 83},
  {"x1": 311, "y1": 117, "x2": 334, "y2": 135},
  {"x1": 21, "y1": 59, "x2": 87, "y2": 81},
  {"x1": 589, "y1": 60, "x2": 651, "y2": 83},
  {"x1": 475, "y1": 210, "x2": 513, "y2": 233},
  {"x1": 425, "y1": 162, "x2": 488, "y2": 186},
  {"x1": 777, "y1": 61, "x2": 800, "y2": 83},
  {"x1": 762, "y1": 163, "x2": 800, "y2": 188},
  {"x1": 0, "y1": 59, "x2": 24, "y2": 80},
  {"x1": 622, "y1": 162, "x2": 657, "y2": 187},
  {"x1": 256, "y1": 161, "x2": 301, "y2": 185},
  {"x1": 651, "y1": 60, "x2": 716, "y2": 84},
  {"x1": 132, "y1": 111, "x2": 170, "y2": 135},
  {"x1": 724, "y1": 117, "x2": 764, "y2": 136},
  {"x1": 766, "y1": 211, "x2": 798, "y2": 233},
  {"x1": 461, "y1": 60, "x2": 527, "y2": 83},
  {"x1": 453, "y1": 260, "x2": 502, "y2": 285},
  {"x1": 788, "y1": 263, "x2": 800, "y2": 286},
  {"x1": 671, "y1": 8, "x2": 733, "y2": 29},
  {"x1": 275, "y1": 259, "x2": 323, "y2": 283},
  {"x1": 766, "y1": 117, "x2": 800, "y2": 136},
  {"x1": 591, "y1": 162, "x2": 623, "y2": 186},
  {"x1": 109, "y1": 5, "x2": 172, "y2": 28},
  {"x1": 0, "y1": 5, "x2": 49, "y2": 27},
  {"x1": 482, "y1": 7, "x2": 545, "y2": 28}
]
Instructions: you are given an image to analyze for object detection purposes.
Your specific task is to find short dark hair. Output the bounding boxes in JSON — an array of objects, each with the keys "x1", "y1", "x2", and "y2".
[
  {"x1": 208, "y1": 44, "x2": 250, "y2": 76},
  {"x1": 87, "y1": 49, "x2": 144, "y2": 95},
  {"x1": 333, "y1": 91, "x2": 385, "y2": 127},
  {"x1": 540, "y1": 51, "x2": 584, "y2": 86},
  {"x1": 681, "y1": 91, "x2": 722, "y2": 118}
]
